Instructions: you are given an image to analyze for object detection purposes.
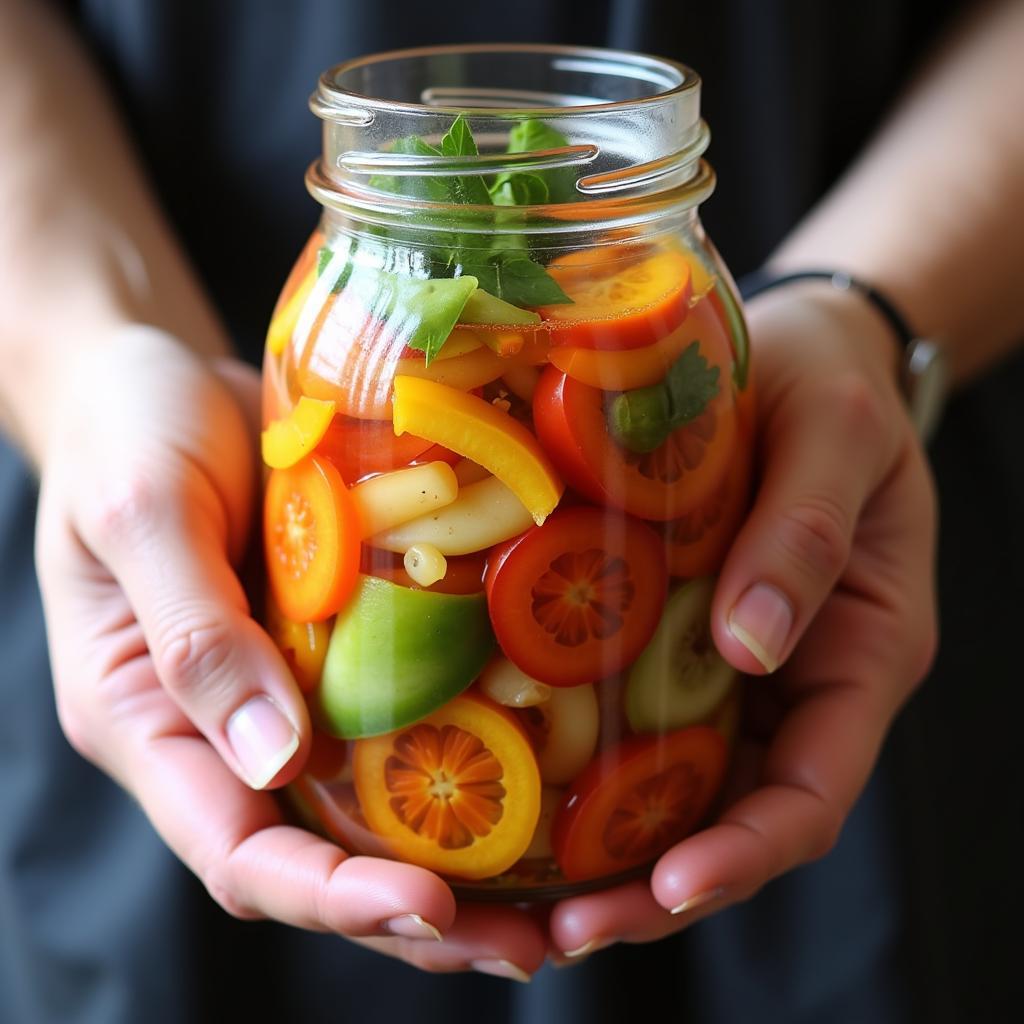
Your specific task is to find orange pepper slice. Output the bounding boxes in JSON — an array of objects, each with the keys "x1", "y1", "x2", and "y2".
[
  {"x1": 261, "y1": 396, "x2": 336, "y2": 469},
  {"x1": 391, "y1": 375, "x2": 563, "y2": 524},
  {"x1": 546, "y1": 294, "x2": 725, "y2": 392},
  {"x1": 264, "y1": 454, "x2": 361, "y2": 622},
  {"x1": 353, "y1": 693, "x2": 541, "y2": 880}
]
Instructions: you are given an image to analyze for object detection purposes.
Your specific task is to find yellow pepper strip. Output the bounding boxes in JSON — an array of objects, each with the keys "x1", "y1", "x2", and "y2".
[
  {"x1": 264, "y1": 594, "x2": 331, "y2": 693},
  {"x1": 434, "y1": 327, "x2": 483, "y2": 361},
  {"x1": 350, "y1": 461, "x2": 459, "y2": 537},
  {"x1": 392, "y1": 376, "x2": 563, "y2": 525},
  {"x1": 261, "y1": 396, "x2": 336, "y2": 469},
  {"x1": 267, "y1": 265, "x2": 318, "y2": 357}
]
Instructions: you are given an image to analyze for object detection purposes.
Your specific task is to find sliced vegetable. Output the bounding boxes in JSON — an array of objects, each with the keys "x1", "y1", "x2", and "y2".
[
  {"x1": 665, "y1": 445, "x2": 751, "y2": 578},
  {"x1": 267, "y1": 264, "x2": 317, "y2": 357},
  {"x1": 479, "y1": 657, "x2": 552, "y2": 708},
  {"x1": 298, "y1": 304, "x2": 506, "y2": 420},
  {"x1": 547, "y1": 296, "x2": 727, "y2": 392},
  {"x1": 607, "y1": 341, "x2": 721, "y2": 453},
  {"x1": 501, "y1": 364, "x2": 541, "y2": 403},
  {"x1": 361, "y1": 548, "x2": 487, "y2": 595},
  {"x1": 460, "y1": 288, "x2": 542, "y2": 327},
  {"x1": 485, "y1": 507, "x2": 667, "y2": 687},
  {"x1": 353, "y1": 693, "x2": 541, "y2": 879},
  {"x1": 264, "y1": 455, "x2": 361, "y2": 622},
  {"x1": 552, "y1": 726, "x2": 727, "y2": 882},
  {"x1": 533, "y1": 363, "x2": 737, "y2": 522},
  {"x1": 403, "y1": 542, "x2": 447, "y2": 587},
  {"x1": 541, "y1": 248, "x2": 693, "y2": 350},
  {"x1": 427, "y1": 327, "x2": 483, "y2": 361},
  {"x1": 264, "y1": 594, "x2": 331, "y2": 693},
  {"x1": 625, "y1": 579, "x2": 739, "y2": 733},
  {"x1": 315, "y1": 416, "x2": 435, "y2": 484},
  {"x1": 315, "y1": 575, "x2": 494, "y2": 739},
  {"x1": 516, "y1": 683, "x2": 599, "y2": 786},
  {"x1": 708, "y1": 277, "x2": 750, "y2": 389},
  {"x1": 350, "y1": 461, "x2": 459, "y2": 537},
  {"x1": 392, "y1": 376, "x2": 563, "y2": 525},
  {"x1": 370, "y1": 474, "x2": 534, "y2": 556},
  {"x1": 261, "y1": 396, "x2": 336, "y2": 469}
]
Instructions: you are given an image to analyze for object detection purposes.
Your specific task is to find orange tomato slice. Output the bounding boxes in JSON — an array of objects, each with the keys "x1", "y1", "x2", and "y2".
[
  {"x1": 264, "y1": 594, "x2": 331, "y2": 692},
  {"x1": 264, "y1": 455, "x2": 361, "y2": 622},
  {"x1": 541, "y1": 247, "x2": 693, "y2": 350},
  {"x1": 547, "y1": 293, "x2": 725, "y2": 392},
  {"x1": 354, "y1": 693, "x2": 541, "y2": 880}
]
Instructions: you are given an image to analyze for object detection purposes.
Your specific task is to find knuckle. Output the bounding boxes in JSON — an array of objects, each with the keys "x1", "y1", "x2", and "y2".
[
  {"x1": 776, "y1": 495, "x2": 851, "y2": 582},
  {"x1": 155, "y1": 615, "x2": 237, "y2": 701},
  {"x1": 827, "y1": 372, "x2": 889, "y2": 444},
  {"x1": 88, "y1": 473, "x2": 163, "y2": 549},
  {"x1": 203, "y1": 867, "x2": 258, "y2": 921}
]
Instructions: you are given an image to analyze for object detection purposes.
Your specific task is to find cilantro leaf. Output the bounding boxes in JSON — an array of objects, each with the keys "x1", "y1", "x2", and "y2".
[{"x1": 607, "y1": 342, "x2": 721, "y2": 453}]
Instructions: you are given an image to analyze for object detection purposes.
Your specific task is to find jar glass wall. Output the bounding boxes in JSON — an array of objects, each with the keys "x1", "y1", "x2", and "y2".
[{"x1": 260, "y1": 45, "x2": 754, "y2": 900}]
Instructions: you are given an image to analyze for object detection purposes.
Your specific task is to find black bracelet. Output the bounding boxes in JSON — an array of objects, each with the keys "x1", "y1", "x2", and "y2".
[{"x1": 738, "y1": 269, "x2": 915, "y2": 352}]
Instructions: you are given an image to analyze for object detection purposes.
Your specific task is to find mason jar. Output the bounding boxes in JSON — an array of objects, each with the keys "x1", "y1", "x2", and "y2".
[{"x1": 260, "y1": 44, "x2": 754, "y2": 900}]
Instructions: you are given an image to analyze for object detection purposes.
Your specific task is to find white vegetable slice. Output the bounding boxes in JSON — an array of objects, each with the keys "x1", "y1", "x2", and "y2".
[
  {"x1": 351, "y1": 461, "x2": 458, "y2": 537},
  {"x1": 480, "y1": 657, "x2": 552, "y2": 708},
  {"x1": 370, "y1": 474, "x2": 534, "y2": 555},
  {"x1": 403, "y1": 543, "x2": 447, "y2": 587},
  {"x1": 517, "y1": 684, "x2": 599, "y2": 786}
]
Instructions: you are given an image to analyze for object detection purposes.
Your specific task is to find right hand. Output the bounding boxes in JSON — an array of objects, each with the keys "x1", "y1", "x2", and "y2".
[{"x1": 34, "y1": 324, "x2": 545, "y2": 980}]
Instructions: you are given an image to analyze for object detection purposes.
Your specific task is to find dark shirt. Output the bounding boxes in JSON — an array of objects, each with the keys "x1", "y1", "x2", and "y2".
[{"x1": 2, "y1": 3, "x2": 1021, "y2": 1023}]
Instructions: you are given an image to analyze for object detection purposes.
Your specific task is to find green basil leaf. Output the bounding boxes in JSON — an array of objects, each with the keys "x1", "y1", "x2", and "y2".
[
  {"x1": 608, "y1": 342, "x2": 721, "y2": 453},
  {"x1": 507, "y1": 119, "x2": 578, "y2": 204},
  {"x1": 457, "y1": 251, "x2": 571, "y2": 307},
  {"x1": 346, "y1": 265, "x2": 478, "y2": 364},
  {"x1": 489, "y1": 171, "x2": 550, "y2": 207}
]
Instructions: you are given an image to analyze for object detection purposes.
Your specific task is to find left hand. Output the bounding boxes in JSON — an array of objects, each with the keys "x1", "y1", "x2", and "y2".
[{"x1": 546, "y1": 283, "x2": 939, "y2": 961}]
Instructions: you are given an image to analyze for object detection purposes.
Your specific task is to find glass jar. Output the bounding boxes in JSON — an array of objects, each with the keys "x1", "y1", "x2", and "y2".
[{"x1": 260, "y1": 44, "x2": 754, "y2": 900}]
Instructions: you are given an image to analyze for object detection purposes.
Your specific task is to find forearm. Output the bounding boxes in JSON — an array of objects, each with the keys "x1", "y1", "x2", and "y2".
[
  {"x1": 0, "y1": 0, "x2": 229, "y2": 462},
  {"x1": 771, "y1": 0, "x2": 1024, "y2": 389}
]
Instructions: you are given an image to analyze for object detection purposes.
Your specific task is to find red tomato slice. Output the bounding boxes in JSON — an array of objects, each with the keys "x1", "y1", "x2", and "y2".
[
  {"x1": 552, "y1": 726, "x2": 727, "y2": 882},
  {"x1": 485, "y1": 507, "x2": 667, "y2": 687},
  {"x1": 665, "y1": 443, "x2": 753, "y2": 578},
  {"x1": 533, "y1": 361, "x2": 738, "y2": 522},
  {"x1": 541, "y1": 247, "x2": 693, "y2": 350}
]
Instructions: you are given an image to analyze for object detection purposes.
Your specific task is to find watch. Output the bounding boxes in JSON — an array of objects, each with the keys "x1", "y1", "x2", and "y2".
[{"x1": 738, "y1": 269, "x2": 949, "y2": 442}]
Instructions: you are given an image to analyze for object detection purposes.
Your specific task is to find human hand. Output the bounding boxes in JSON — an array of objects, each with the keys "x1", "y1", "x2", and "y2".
[
  {"x1": 547, "y1": 283, "x2": 938, "y2": 960},
  {"x1": 34, "y1": 325, "x2": 546, "y2": 978}
]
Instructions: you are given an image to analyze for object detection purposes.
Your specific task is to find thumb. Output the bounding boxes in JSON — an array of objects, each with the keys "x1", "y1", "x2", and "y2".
[
  {"x1": 711, "y1": 376, "x2": 893, "y2": 674},
  {"x1": 82, "y1": 463, "x2": 311, "y2": 789}
]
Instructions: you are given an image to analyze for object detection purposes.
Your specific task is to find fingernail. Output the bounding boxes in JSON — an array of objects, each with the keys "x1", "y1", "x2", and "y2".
[
  {"x1": 562, "y1": 937, "x2": 615, "y2": 959},
  {"x1": 470, "y1": 959, "x2": 532, "y2": 983},
  {"x1": 670, "y1": 886, "x2": 726, "y2": 916},
  {"x1": 382, "y1": 914, "x2": 444, "y2": 942},
  {"x1": 226, "y1": 695, "x2": 299, "y2": 789},
  {"x1": 727, "y1": 583, "x2": 793, "y2": 672}
]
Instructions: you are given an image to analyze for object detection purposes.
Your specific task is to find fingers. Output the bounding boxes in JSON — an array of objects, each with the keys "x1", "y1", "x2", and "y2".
[
  {"x1": 712, "y1": 374, "x2": 895, "y2": 674},
  {"x1": 356, "y1": 904, "x2": 548, "y2": 980},
  {"x1": 80, "y1": 467, "x2": 310, "y2": 789}
]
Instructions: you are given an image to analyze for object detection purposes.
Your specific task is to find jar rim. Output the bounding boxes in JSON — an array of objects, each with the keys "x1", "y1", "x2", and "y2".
[{"x1": 316, "y1": 43, "x2": 700, "y2": 120}]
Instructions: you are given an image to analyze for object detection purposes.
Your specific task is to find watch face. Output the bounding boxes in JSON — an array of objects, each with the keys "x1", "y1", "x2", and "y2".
[{"x1": 906, "y1": 339, "x2": 949, "y2": 442}]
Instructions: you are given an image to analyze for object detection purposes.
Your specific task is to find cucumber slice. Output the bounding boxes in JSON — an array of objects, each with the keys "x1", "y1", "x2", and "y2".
[
  {"x1": 316, "y1": 575, "x2": 495, "y2": 738},
  {"x1": 625, "y1": 578, "x2": 738, "y2": 733},
  {"x1": 459, "y1": 287, "x2": 542, "y2": 327}
]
